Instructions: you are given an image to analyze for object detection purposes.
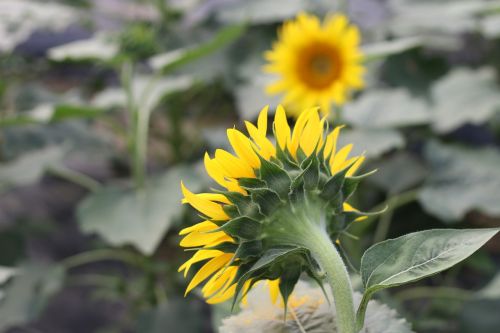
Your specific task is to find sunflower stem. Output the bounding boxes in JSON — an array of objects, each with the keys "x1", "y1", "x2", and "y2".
[{"x1": 306, "y1": 228, "x2": 357, "y2": 333}]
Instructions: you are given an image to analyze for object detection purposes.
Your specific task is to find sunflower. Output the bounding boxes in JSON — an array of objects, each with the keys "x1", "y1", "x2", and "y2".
[
  {"x1": 264, "y1": 13, "x2": 364, "y2": 117},
  {"x1": 179, "y1": 105, "x2": 370, "y2": 307}
]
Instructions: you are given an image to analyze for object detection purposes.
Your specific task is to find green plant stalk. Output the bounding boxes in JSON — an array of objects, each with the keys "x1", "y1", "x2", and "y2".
[
  {"x1": 120, "y1": 61, "x2": 144, "y2": 188},
  {"x1": 61, "y1": 248, "x2": 142, "y2": 269},
  {"x1": 307, "y1": 228, "x2": 357, "y2": 333},
  {"x1": 269, "y1": 205, "x2": 357, "y2": 333},
  {"x1": 47, "y1": 166, "x2": 101, "y2": 192},
  {"x1": 134, "y1": 107, "x2": 151, "y2": 188}
]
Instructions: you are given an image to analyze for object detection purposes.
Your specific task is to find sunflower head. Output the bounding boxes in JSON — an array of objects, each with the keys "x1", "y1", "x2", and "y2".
[
  {"x1": 179, "y1": 105, "x2": 374, "y2": 308},
  {"x1": 264, "y1": 13, "x2": 364, "y2": 117}
]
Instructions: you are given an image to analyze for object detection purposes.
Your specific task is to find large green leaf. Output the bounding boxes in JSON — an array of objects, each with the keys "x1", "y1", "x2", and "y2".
[
  {"x1": 0, "y1": 264, "x2": 64, "y2": 330},
  {"x1": 344, "y1": 89, "x2": 430, "y2": 129},
  {"x1": 47, "y1": 33, "x2": 118, "y2": 62},
  {"x1": 419, "y1": 141, "x2": 500, "y2": 222},
  {"x1": 0, "y1": 104, "x2": 107, "y2": 127},
  {"x1": 361, "y1": 228, "x2": 499, "y2": 292},
  {"x1": 0, "y1": 0, "x2": 77, "y2": 53},
  {"x1": 430, "y1": 67, "x2": 500, "y2": 133},
  {"x1": 461, "y1": 273, "x2": 500, "y2": 332},
  {"x1": 77, "y1": 164, "x2": 205, "y2": 255},
  {"x1": 0, "y1": 146, "x2": 65, "y2": 192},
  {"x1": 369, "y1": 152, "x2": 427, "y2": 194},
  {"x1": 336, "y1": 129, "x2": 405, "y2": 158},
  {"x1": 361, "y1": 37, "x2": 423, "y2": 63},
  {"x1": 388, "y1": 0, "x2": 494, "y2": 39},
  {"x1": 215, "y1": 0, "x2": 307, "y2": 24},
  {"x1": 91, "y1": 75, "x2": 193, "y2": 113}
]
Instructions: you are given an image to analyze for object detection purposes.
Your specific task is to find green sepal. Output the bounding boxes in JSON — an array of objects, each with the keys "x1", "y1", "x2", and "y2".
[
  {"x1": 289, "y1": 172, "x2": 305, "y2": 204},
  {"x1": 215, "y1": 216, "x2": 262, "y2": 240},
  {"x1": 295, "y1": 147, "x2": 307, "y2": 164},
  {"x1": 320, "y1": 159, "x2": 359, "y2": 201},
  {"x1": 299, "y1": 153, "x2": 320, "y2": 191},
  {"x1": 275, "y1": 144, "x2": 299, "y2": 171},
  {"x1": 222, "y1": 204, "x2": 240, "y2": 218},
  {"x1": 256, "y1": 156, "x2": 292, "y2": 200},
  {"x1": 222, "y1": 191, "x2": 262, "y2": 219},
  {"x1": 279, "y1": 264, "x2": 302, "y2": 318},
  {"x1": 321, "y1": 167, "x2": 348, "y2": 200},
  {"x1": 231, "y1": 246, "x2": 306, "y2": 310},
  {"x1": 250, "y1": 188, "x2": 283, "y2": 216},
  {"x1": 342, "y1": 169, "x2": 377, "y2": 201},
  {"x1": 238, "y1": 177, "x2": 267, "y2": 189},
  {"x1": 234, "y1": 240, "x2": 263, "y2": 262}
]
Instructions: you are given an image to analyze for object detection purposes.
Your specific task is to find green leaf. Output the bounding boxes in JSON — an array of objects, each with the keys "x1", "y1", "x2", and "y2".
[
  {"x1": 475, "y1": 273, "x2": 500, "y2": 300},
  {"x1": 361, "y1": 37, "x2": 422, "y2": 62},
  {"x1": 0, "y1": 104, "x2": 106, "y2": 127},
  {"x1": 419, "y1": 141, "x2": 500, "y2": 222},
  {"x1": 369, "y1": 152, "x2": 427, "y2": 194},
  {"x1": 149, "y1": 24, "x2": 246, "y2": 73},
  {"x1": 232, "y1": 247, "x2": 306, "y2": 308},
  {"x1": 337, "y1": 129, "x2": 405, "y2": 159},
  {"x1": 47, "y1": 34, "x2": 118, "y2": 62},
  {"x1": 217, "y1": 216, "x2": 262, "y2": 240},
  {"x1": 299, "y1": 153, "x2": 320, "y2": 191},
  {"x1": 279, "y1": 264, "x2": 302, "y2": 316},
  {"x1": 0, "y1": 1, "x2": 77, "y2": 53},
  {"x1": 0, "y1": 146, "x2": 65, "y2": 192},
  {"x1": 215, "y1": 0, "x2": 307, "y2": 24},
  {"x1": 250, "y1": 188, "x2": 282, "y2": 216},
  {"x1": 77, "y1": 164, "x2": 205, "y2": 255},
  {"x1": 91, "y1": 75, "x2": 193, "y2": 114},
  {"x1": 344, "y1": 88, "x2": 430, "y2": 129},
  {"x1": 257, "y1": 158, "x2": 291, "y2": 199},
  {"x1": 430, "y1": 67, "x2": 500, "y2": 133},
  {"x1": 361, "y1": 228, "x2": 499, "y2": 293},
  {"x1": 0, "y1": 264, "x2": 65, "y2": 330},
  {"x1": 238, "y1": 177, "x2": 267, "y2": 189}
]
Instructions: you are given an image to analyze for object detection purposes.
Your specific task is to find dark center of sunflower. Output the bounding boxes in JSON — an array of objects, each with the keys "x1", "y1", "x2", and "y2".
[{"x1": 297, "y1": 43, "x2": 341, "y2": 89}]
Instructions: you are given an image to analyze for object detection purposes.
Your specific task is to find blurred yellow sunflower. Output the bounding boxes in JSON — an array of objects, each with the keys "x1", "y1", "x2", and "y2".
[
  {"x1": 264, "y1": 13, "x2": 364, "y2": 117},
  {"x1": 179, "y1": 105, "x2": 367, "y2": 305}
]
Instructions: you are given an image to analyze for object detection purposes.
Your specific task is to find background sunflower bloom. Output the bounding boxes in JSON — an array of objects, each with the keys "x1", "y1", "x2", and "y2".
[{"x1": 264, "y1": 13, "x2": 365, "y2": 117}]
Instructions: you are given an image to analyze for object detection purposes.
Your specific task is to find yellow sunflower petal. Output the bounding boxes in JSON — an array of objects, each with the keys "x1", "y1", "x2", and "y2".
[
  {"x1": 257, "y1": 105, "x2": 269, "y2": 136},
  {"x1": 185, "y1": 253, "x2": 233, "y2": 295},
  {"x1": 178, "y1": 249, "x2": 222, "y2": 277},
  {"x1": 330, "y1": 144, "x2": 353, "y2": 174},
  {"x1": 181, "y1": 182, "x2": 230, "y2": 220},
  {"x1": 206, "y1": 283, "x2": 237, "y2": 304},
  {"x1": 215, "y1": 149, "x2": 255, "y2": 178},
  {"x1": 227, "y1": 129, "x2": 261, "y2": 169},
  {"x1": 245, "y1": 121, "x2": 276, "y2": 159},
  {"x1": 181, "y1": 193, "x2": 230, "y2": 205},
  {"x1": 268, "y1": 279, "x2": 281, "y2": 304},
  {"x1": 274, "y1": 105, "x2": 291, "y2": 150}
]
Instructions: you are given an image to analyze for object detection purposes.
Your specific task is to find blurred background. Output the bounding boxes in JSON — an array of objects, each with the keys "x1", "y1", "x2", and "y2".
[{"x1": 0, "y1": 0, "x2": 499, "y2": 332}]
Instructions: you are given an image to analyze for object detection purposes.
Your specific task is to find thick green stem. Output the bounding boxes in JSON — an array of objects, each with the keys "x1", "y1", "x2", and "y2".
[
  {"x1": 307, "y1": 230, "x2": 357, "y2": 333},
  {"x1": 268, "y1": 203, "x2": 357, "y2": 332}
]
